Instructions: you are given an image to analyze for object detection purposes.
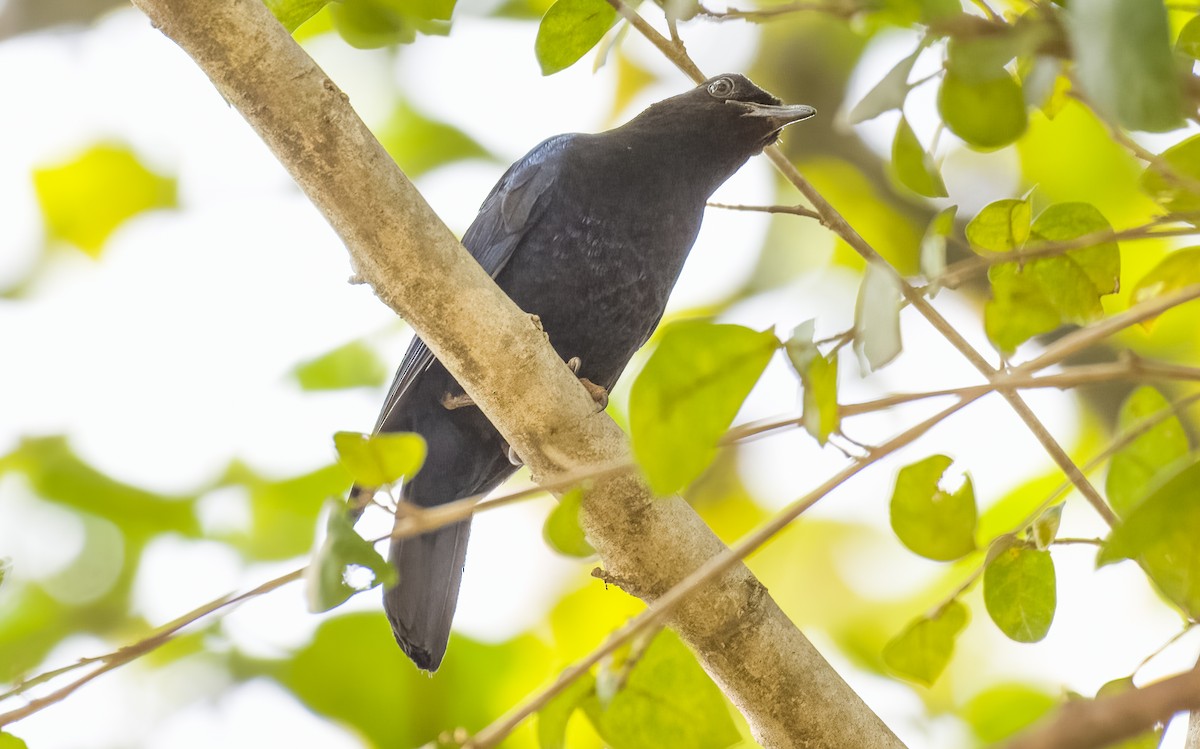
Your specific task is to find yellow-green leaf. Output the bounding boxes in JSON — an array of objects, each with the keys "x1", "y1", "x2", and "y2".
[
  {"x1": 983, "y1": 544, "x2": 1056, "y2": 642},
  {"x1": 964, "y1": 684, "x2": 1058, "y2": 742},
  {"x1": 882, "y1": 601, "x2": 969, "y2": 686},
  {"x1": 892, "y1": 117, "x2": 947, "y2": 198},
  {"x1": 537, "y1": 671, "x2": 596, "y2": 749},
  {"x1": 630, "y1": 322, "x2": 777, "y2": 495},
  {"x1": 847, "y1": 45, "x2": 922, "y2": 124},
  {"x1": 0, "y1": 734, "x2": 28, "y2": 749},
  {"x1": 293, "y1": 341, "x2": 388, "y2": 391},
  {"x1": 1177, "y1": 16, "x2": 1200, "y2": 59},
  {"x1": 920, "y1": 206, "x2": 957, "y2": 296},
  {"x1": 543, "y1": 488, "x2": 595, "y2": 558},
  {"x1": 33, "y1": 143, "x2": 176, "y2": 257},
  {"x1": 1031, "y1": 504, "x2": 1062, "y2": 550},
  {"x1": 535, "y1": 0, "x2": 617, "y2": 76},
  {"x1": 890, "y1": 455, "x2": 977, "y2": 561},
  {"x1": 1099, "y1": 459, "x2": 1200, "y2": 618},
  {"x1": 1106, "y1": 387, "x2": 1190, "y2": 517},
  {"x1": 581, "y1": 629, "x2": 740, "y2": 749},
  {"x1": 379, "y1": 103, "x2": 493, "y2": 178},
  {"x1": 965, "y1": 198, "x2": 1031, "y2": 254},
  {"x1": 784, "y1": 321, "x2": 840, "y2": 445},
  {"x1": 333, "y1": 431, "x2": 426, "y2": 487},
  {"x1": 264, "y1": 0, "x2": 331, "y2": 31},
  {"x1": 1139, "y1": 135, "x2": 1200, "y2": 214},
  {"x1": 305, "y1": 500, "x2": 397, "y2": 612},
  {"x1": 938, "y1": 70, "x2": 1028, "y2": 151},
  {"x1": 1131, "y1": 248, "x2": 1200, "y2": 328},
  {"x1": 1094, "y1": 678, "x2": 1163, "y2": 749}
]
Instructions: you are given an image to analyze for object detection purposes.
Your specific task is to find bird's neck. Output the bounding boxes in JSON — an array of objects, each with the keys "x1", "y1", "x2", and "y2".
[{"x1": 584, "y1": 129, "x2": 752, "y2": 204}]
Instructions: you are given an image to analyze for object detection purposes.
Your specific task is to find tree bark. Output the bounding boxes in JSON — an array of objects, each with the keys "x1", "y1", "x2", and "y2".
[{"x1": 125, "y1": 1, "x2": 905, "y2": 746}]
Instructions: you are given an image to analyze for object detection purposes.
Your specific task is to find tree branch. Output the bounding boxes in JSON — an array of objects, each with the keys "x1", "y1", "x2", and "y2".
[{"x1": 123, "y1": 1, "x2": 904, "y2": 747}]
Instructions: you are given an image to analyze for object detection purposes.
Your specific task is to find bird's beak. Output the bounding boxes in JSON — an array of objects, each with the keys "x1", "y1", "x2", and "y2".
[{"x1": 729, "y1": 101, "x2": 818, "y2": 128}]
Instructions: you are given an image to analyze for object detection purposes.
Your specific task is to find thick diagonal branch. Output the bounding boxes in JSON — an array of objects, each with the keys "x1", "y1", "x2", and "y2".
[{"x1": 125, "y1": 1, "x2": 904, "y2": 746}]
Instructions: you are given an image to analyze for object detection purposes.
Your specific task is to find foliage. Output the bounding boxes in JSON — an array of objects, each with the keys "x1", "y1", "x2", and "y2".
[{"x1": 8, "y1": 0, "x2": 1200, "y2": 747}]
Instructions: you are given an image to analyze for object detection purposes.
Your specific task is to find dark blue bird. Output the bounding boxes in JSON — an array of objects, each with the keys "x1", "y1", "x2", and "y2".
[{"x1": 358, "y1": 74, "x2": 815, "y2": 671}]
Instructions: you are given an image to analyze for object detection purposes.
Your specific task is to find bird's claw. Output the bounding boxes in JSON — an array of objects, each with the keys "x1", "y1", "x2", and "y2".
[
  {"x1": 579, "y1": 377, "x2": 609, "y2": 411},
  {"x1": 441, "y1": 391, "x2": 475, "y2": 410},
  {"x1": 505, "y1": 442, "x2": 523, "y2": 466},
  {"x1": 566, "y1": 356, "x2": 581, "y2": 374}
]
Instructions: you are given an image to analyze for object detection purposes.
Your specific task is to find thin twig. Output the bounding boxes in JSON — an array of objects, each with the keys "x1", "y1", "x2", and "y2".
[{"x1": 706, "y1": 201, "x2": 822, "y2": 220}]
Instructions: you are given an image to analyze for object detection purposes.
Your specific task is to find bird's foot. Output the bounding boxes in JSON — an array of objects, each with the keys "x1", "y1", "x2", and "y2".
[
  {"x1": 530, "y1": 313, "x2": 546, "y2": 334},
  {"x1": 565, "y1": 357, "x2": 608, "y2": 410},
  {"x1": 441, "y1": 391, "x2": 475, "y2": 410},
  {"x1": 503, "y1": 440, "x2": 523, "y2": 466}
]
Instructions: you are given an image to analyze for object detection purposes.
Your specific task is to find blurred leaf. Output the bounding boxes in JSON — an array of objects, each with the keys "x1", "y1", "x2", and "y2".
[
  {"x1": 544, "y1": 488, "x2": 595, "y2": 558},
  {"x1": 920, "y1": 206, "x2": 957, "y2": 296},
  {"x1": 286, "y1": 614, "x2": 551, "y2": 747},
  {"x1": 984, "y1": 543, "x2": 1056, "y2": 642},
  {"x1": 1099, "y1": 459, "x2": 1200, "y2": 618},
  {"x1": 784, "y1": 321, "x2": 840, "y2": 445},
  {"x1": 33, "y1": 143, "x2": 176, "y2": 257},
  {"x1": 1131, "y1": 248, "x2": 1200, "y2": 329},
  {"x1": 0, "y1": 558, "x2": 9, "y2": 590},
  {"x1": 221, "y1": 461, "x2": 349, "y2": 560},
  {"x1": 965, "y1": 198, "x2": 1031, "y2": 254},
  {"x1": 984, "y1": 202, "x2": 1119, "y2": 352},
  {"x1": 581, "y1": 629, "x2": 739, "y2": 749},
  {"x1": 1095, "y1": 678, "x2": 1163, "y2": 749},
  {"x1": 1106, "y1": 387, "x2": 1190, "y2": 517},
  {"x1": 330, "y1": 0, "x2": 452, "y2": 47},
  {"x1": 891, "y1": 117, "x2": 947, "y2": 198},
  {"x1": 1067, "y1": 0, "x2": 1183, "y2": 132},
  {"x1": 629, "y1": 322, "x2": 777, "y2": 494},
  {"x1": 1177, "y1": 16, "x2": 1200, "y2": 59},
  {"x1": 538, "y1": 671, "x2": 597, "y2": 749},
  {"x1": 1140, "y1": 134, "x2": 1200, "y2": 214},
  {"x1": 333, "y1": 431, "x2": 426, "y2": 487},
  {"x1": 938, "y1": 70, "x2": 1028, "y2": 150},
  {"x1": 380, "y1": 103, "x2": 493, "y2": 178},
  {"x1": 882, "y1": 601, "x2": 968, "y2": 686},
  {"x1": 853, "y1": 261, "x2": 903, "y2": 372},
  {"x1": 846, "y1": 45, "x2": 922, "y2": 124},
  {"x1": 535, "y1": 0, "x2": 617, "y2": 76},
  {"x1": 963, "y1": 684, "x2": 1058, "y2": 742},
  {"x1": 1031, "y1": 503, "x2": 1063, "y2": 550},
  {"x1": 890, "y1": 455, "x2": 976, "y2": 561},
  {"x1": 263, "y1": 0, "x2": 330, "y2": 31},
  {"x1": 0, "y1": 733, "x2": 29, "y2": 749},
  {"x1": 305, "y1": 500, "x2": 396, "y2": 612},
  {"x1": 293, "y1": 340, "x2": 387, "y2": 391}
]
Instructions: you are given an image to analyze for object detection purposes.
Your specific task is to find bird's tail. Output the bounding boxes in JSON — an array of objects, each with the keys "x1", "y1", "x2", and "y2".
[{"x1": 383, "y1": 513, "x2": 472, "y2": 672}]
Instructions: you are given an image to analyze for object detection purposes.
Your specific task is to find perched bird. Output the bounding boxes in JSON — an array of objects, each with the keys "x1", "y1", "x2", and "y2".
[{"x1": 358, "y1": 73, "x2": 815, "y2": 671}]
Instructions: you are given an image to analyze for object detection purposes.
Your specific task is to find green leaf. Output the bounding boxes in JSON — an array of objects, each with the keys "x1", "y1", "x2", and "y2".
[
  {"x1": 380, "y1": 103, "x2": 493, "y2": 179},
  {"x1": 1099, "y1": 459, "x2": 1200, "y2": 617},
  {"x1": 1094, "y1": 678, "x2": 1163, "y2": 749},
  {"x1": 1131, "y1": 247, "x2": 1200, "y2": 320},
  {"x1": 581, "y1": 629, "x2": 740, "y2": 749},
  {"x1": 846, "y1": 45, "x2": 922, "y2": 124},
  {"x1": 0, "y1": 734, "x2": 29, "y2": 749},
  {"x1": 965, "y1": 198, "x2": 1031, "y2": 254},
  {"x1": 1106, "y1": 387, "x2": 1190, "y2": 517},
  {"x1": 1140, "y1": 135, "x2": 1200, "y2": 214},
  {"x1": 890, "y1": 455, "x2": 977, "y2": 561},
  {"x1": 784, "y1": 321, "x2": 840, "y2": 445},
  {"x1": 920, "y1": 206, "x2": 957, "y2": 296},
  {"x1": 535, "y1": 0, "x2": 617, "y2": 76},
  {"x1": 1031, "y1": 504, "x2": 1062, "y2": 550},
  {"x1": 629, "y1": 322, "x2": 777, "y2": 494},
  {"x1": 938, "y1": 70, "x2": 1028, "y2": 151},
  {"x1": 963, "y1": 684, "x2": 1058, "y2": 742},
  {"x1": 892, "y1": 117, "x2": 947, "y2": 198},
  {"x1": 333, "y1": 431, "x2": 427, "y2": 487},
  {"x1": 33, "y1": 143, "x2": 176, "y2": 257},
  {"x1": 293, "y1": 341, "x2": 388, "y2": 391},
  {"x1": 544, "y1": 488, "x2": 595, "y2": 558},
  {"x1": 537, "y1": 671, "x2": 597, "y2": 749},
  {"x1": 1067, "y1": 0, "x2": 1183, "y2": 132},
  {"x1": 305, "y1": 500, "x2": 397, "y2": 612},
  {"x1": 983, "y1": 543, "x2": 1056, "y2": 642},
  {"x1": 263, "y1": 0, "x2": 331, "y2": 31},
  {"x1": 853, "y1": 261, "x2": 903, "y2": 373},
  {"x1": 330, "y1": 0, "x2": 453, "y2": 48},
  {"x1": 1177, "y1": 16, "x2": 1200, "y2": 59},
  {"x1": 882, "y1": 601, "x2": 969, "y2": 686},
  {"x1": 983, "y1": 202, "x2": 1119, "y2": 353}
]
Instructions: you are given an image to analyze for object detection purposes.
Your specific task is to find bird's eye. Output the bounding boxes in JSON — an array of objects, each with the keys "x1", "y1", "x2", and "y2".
[{"x1": 707, "y1": 77, "x2": 735, "y2": 98}]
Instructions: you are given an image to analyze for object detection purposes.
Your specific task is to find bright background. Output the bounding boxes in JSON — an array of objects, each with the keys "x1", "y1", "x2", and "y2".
[{"x1": 1, "y1": 0, "x2": 1198, "y2": 747}]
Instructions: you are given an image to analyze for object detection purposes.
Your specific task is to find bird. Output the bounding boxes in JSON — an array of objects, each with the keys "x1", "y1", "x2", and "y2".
[{"x1": 356, "y1": 73, "x2": 815, "y2": 671}]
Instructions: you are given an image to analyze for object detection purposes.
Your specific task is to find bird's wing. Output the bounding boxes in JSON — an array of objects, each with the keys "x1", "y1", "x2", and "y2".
[{"x1": 372, "y1": 134, "x2": 574, "y2": 432}]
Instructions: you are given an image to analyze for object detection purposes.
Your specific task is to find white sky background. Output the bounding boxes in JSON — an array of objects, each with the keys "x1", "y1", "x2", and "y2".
[{"x1": 0, "y1": 4, "x2": 1196, "y2": 748}]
